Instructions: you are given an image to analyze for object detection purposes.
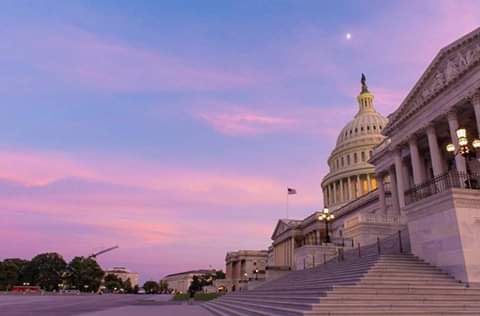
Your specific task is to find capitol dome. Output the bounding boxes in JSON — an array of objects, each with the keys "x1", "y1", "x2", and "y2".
[{"x1": 321, "y1": 75, "x2": 388, "y2": 211}]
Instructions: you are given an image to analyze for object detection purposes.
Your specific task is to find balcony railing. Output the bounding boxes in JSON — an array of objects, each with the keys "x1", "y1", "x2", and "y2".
[{"x1": 405, "y1": 171, "x2": 480, "y2": 205}]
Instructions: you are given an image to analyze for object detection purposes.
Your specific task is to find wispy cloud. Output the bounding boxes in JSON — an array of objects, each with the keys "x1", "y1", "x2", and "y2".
[{"x1": 2, "y1": 26, "x2": 265, "y2": 93}]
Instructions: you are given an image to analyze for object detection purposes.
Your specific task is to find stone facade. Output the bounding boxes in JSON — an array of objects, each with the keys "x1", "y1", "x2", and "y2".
[
  {"x1": 162, "y1": 269, "x2": 214, "y2": 293},
  {"x1": 370, "y1": 27, "x2": 480, "y2": 284},
  {"x1": 103, "y1": 267, "x2": 139, "y2": 288},
  {"x1": 224, "y1": 250, "x2": 268, "y2": 291}
]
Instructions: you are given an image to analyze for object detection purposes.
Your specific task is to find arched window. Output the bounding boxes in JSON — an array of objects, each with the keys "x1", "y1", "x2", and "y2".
[
  {"x1": 354, "y1": 153, "x2": 358, "y2": 163},
  {"x1": 361, "y1": 152, "x2": 365, "y2": 162}
]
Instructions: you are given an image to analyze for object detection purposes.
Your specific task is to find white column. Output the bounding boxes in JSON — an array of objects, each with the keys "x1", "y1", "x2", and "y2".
[
  {"x1": 473, "y1": 92, "x2": 480, "y2": 137},
  {"x1": 408, "y1": 136, "x2": 426, "y2": 185},
  {"x1": 367, "y1": 174, "x2": 372, "y2": 192},
  {"x1": 394, "y1": 149, "x2": 406, "y2": 208},
  {"x1": 347, "y1": 176, "x2": 352, "y2": 200},
  {"x1": 389, "y1": 167, "x2": 400, "y2": 215},
  {"x1": 329, "y1": 185, "x2": 333, "y2": 205},
  {"x1": 426, "y1": 125, "x2": 444, "y2": 177},
  {"x1": 356, "y1": 175, "x2": 361, "y2": 197},
  {"x1": 333, "y1": 182, "x2": 337, "y2": 204},
  {"x1": 339, "y1": 178, "x2": 344, "y2": 202},
  {"x1": 376, "y1": 174, "x2": 386, "y2": 215},
  {"x1": 447, "y1": 111, "x2": 467, "y2": 173}
]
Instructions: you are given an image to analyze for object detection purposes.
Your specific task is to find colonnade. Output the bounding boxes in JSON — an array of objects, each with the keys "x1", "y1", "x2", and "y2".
[
  {"x1": 324, "y1": 173, "x2": 377, "y2": 207},
  {"x1": 376, "y1": 93, "x2": 480, "y2": 213}
]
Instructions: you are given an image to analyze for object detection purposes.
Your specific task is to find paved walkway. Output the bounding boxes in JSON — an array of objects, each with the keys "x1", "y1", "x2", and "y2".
[
  {"x1": 78, "y1": 305, "x2": 213, "y2": 316},
  {"x1": 0, "y1": 294, "x2": 213, "y2": 316}
]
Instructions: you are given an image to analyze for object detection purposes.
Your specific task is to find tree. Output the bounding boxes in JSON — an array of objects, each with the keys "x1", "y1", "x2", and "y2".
[
  {"x1": 104, "y1": 274, "x2": 123, "y2": 292},
  {"x1": 0, "y1": 261, "x2": 20, "y2": 290},
  {"x1": 188, "y1": 275, "x2": 203, "y2": 295},
  {"x1": 159, "y1": 280, "x2": 169, "y2": 293},
  {"x1": 3, "y1": 259, "x2": 29, "y2": 285},
  {"x1": 26, "y1": 253, "x2": 67, "y2": 291},
  {"x1": 143, "y1": 280, "x2": 159, "y2": 294},
  {"x1": 123, "y1": 278, "x2": 133, "y2": 293},
  {"x1": 65, "y1": 257, "x2": 104, "y2": 292},
  {"x1": 215, "y1": 270, "x2": 226, "y2": 280}
]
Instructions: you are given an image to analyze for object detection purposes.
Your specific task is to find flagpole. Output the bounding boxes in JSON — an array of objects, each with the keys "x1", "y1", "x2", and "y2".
[{"x1": 286, "y1": 191, "x2": 289, "y2": 219}]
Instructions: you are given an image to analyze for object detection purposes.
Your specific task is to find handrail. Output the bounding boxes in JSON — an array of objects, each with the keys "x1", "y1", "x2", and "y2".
[{"x1": 405, "y1": 171, "x2": 480, "y2": 205}]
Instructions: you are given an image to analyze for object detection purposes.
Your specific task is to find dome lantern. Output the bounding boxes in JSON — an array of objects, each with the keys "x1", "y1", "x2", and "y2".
[{"x1": 356, "y1": 73, "x2": 376, "y2": 116}]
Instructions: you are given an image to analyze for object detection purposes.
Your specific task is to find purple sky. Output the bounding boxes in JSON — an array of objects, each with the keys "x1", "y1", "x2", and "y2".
[{"x1": 1, "y1": 0, "x2": 480, "y2": 282}]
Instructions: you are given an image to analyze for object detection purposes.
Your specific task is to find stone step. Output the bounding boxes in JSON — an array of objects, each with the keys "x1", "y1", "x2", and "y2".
[
  {"x1": 203, "y1": 302, "x2": 244, "y2": 316},
  {"x1": 306, "y1": 311, "x2": 480, "y2": 316},
  {"x1": 332, "y1": 284, "x2": 470, "y2": 294},
  {"x1": 228, "y1": 294, "x2": 322, "y2": 302},
  {"x1": 214, "y1": 299, "x2": 302, "y2": 316},
  {"x1": 202, "y1": 252, "x2": 480, "y2": 316},
  {"x1": 324, "y1": 294, "x2": 480, "y2": 300},
  {"x1": 219, "y1": 296, "x2": 313, "y2": 310}
]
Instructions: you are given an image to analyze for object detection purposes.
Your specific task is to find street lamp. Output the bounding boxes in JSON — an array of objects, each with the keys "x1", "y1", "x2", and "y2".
[
  {"x1": 446, "y1": 128, "x2": 480, "y2": 158},
  {"x1": 318, "y1": 207, "x2": 335, "y2": 243},
  {"x1": 254, "y1": 268, "x2": 259, "y2": 280}
]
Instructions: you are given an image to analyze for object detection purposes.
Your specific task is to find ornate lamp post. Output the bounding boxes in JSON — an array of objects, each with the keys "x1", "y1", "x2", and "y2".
[
  {"x1": 254, "y1": 268, "x2": 259, "y2": 280},
  {"x1": 318, "y1": 207, "x2": 335, "y2": 243},
  {"x1": 446, "y1": 128, "x2": 480, "y2": 158}
]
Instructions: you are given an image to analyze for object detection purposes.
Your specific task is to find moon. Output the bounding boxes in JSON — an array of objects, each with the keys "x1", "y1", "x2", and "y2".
[{"x1": 346, "y1": 33, "x2": 352, "y2": 40}]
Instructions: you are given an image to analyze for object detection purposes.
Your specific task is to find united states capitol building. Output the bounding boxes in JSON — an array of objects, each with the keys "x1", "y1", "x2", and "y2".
[{"x1": 208, "y1": 28, "x2": 480, "y2": 315}]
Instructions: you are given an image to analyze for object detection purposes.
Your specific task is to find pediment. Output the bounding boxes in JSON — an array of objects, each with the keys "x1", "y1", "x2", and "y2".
[
  {"x1": 271, "y1": 219, "x2": 300, "y2": 240},
  {"x1": 384, "y1": 27, "x2": 480, "y2": 135}
]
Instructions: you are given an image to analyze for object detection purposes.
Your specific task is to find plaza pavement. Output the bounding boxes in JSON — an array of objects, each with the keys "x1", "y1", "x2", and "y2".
[{"x1": 0, "y1": 294, "x2": 213, "y2": 316}]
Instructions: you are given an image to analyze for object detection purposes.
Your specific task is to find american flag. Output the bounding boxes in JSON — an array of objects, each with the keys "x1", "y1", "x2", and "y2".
[{"x1": 287, "y1": 188, "x2": 297, "y2": 194}]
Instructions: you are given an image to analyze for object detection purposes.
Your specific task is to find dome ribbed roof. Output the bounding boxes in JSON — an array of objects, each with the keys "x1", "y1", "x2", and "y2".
[{"x1": 336, "y1": 111, "x2": 388, "y2": 146}]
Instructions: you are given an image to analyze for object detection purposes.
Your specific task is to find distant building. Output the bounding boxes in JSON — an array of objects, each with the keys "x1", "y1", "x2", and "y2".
[
  {"x1": 162, "y1": 269, "x2": 214, "y2": 293},
  {"x1": 221, "y1": 250, "x2": 268, "y2": 292},
  {"x1": 104, "y1": 267, "x2": 139, "y2": 288}
]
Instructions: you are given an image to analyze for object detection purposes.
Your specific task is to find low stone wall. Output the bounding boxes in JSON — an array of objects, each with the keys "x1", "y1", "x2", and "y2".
[{"x1": 294, "y1": 244, "x2": 338, "y2": 270}]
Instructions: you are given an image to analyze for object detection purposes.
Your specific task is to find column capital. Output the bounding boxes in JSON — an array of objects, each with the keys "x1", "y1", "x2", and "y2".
[
  {"x1": 426, "y1": 123, "x2": 436, "y2": 133},
  {"x1": 447, "y1": 110, "x2": 458, "y2": 122},
  {"x1": 469, "y1": 89, "x2": 480, "y2": 106},
  {"x1": 408, "y1": 135, "x2": 418, "y2": 145}
]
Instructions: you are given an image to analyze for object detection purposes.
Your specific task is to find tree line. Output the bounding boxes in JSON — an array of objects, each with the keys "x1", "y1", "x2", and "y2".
[{"x1": 0, "y1": 252, "x2": 131, "y2": 293}]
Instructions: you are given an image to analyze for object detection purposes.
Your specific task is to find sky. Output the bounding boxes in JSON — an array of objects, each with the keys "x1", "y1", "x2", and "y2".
[{"x1": 1, "y1": 0, "x2": 480, "y2": 282}]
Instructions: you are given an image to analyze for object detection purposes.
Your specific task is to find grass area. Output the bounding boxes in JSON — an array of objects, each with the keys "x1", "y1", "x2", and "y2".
[
  {"x1": 194, "y1": 292, "x2": 221, "y2": 301},
  {"x1": 172, "y1": 293, "x2": 190, "y2": 301},
  {"x1": 172, "y1": 292, "x2": 221, "y2": 301}
]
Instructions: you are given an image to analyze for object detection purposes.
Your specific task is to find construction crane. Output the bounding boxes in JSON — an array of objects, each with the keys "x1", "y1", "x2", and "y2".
[{"x1": 88, "y1": 245, "x2": 119, "y2": 259}]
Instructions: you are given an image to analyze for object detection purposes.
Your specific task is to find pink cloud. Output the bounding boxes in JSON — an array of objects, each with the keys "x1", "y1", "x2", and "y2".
[
  {"x1": 0, "y1": 150, "x2": 95, "y2": 186},
  {"x1": 198, "y1": 108, "x2": 295, "y2": 136},
  {"x1": 194, "y1": 99, "x2": 353, "y2": 138}
]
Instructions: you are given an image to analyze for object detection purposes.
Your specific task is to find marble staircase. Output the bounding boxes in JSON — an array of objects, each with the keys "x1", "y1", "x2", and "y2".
[{"x1": 202, "y1": 253, "x2": 480, "y2": 316}]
